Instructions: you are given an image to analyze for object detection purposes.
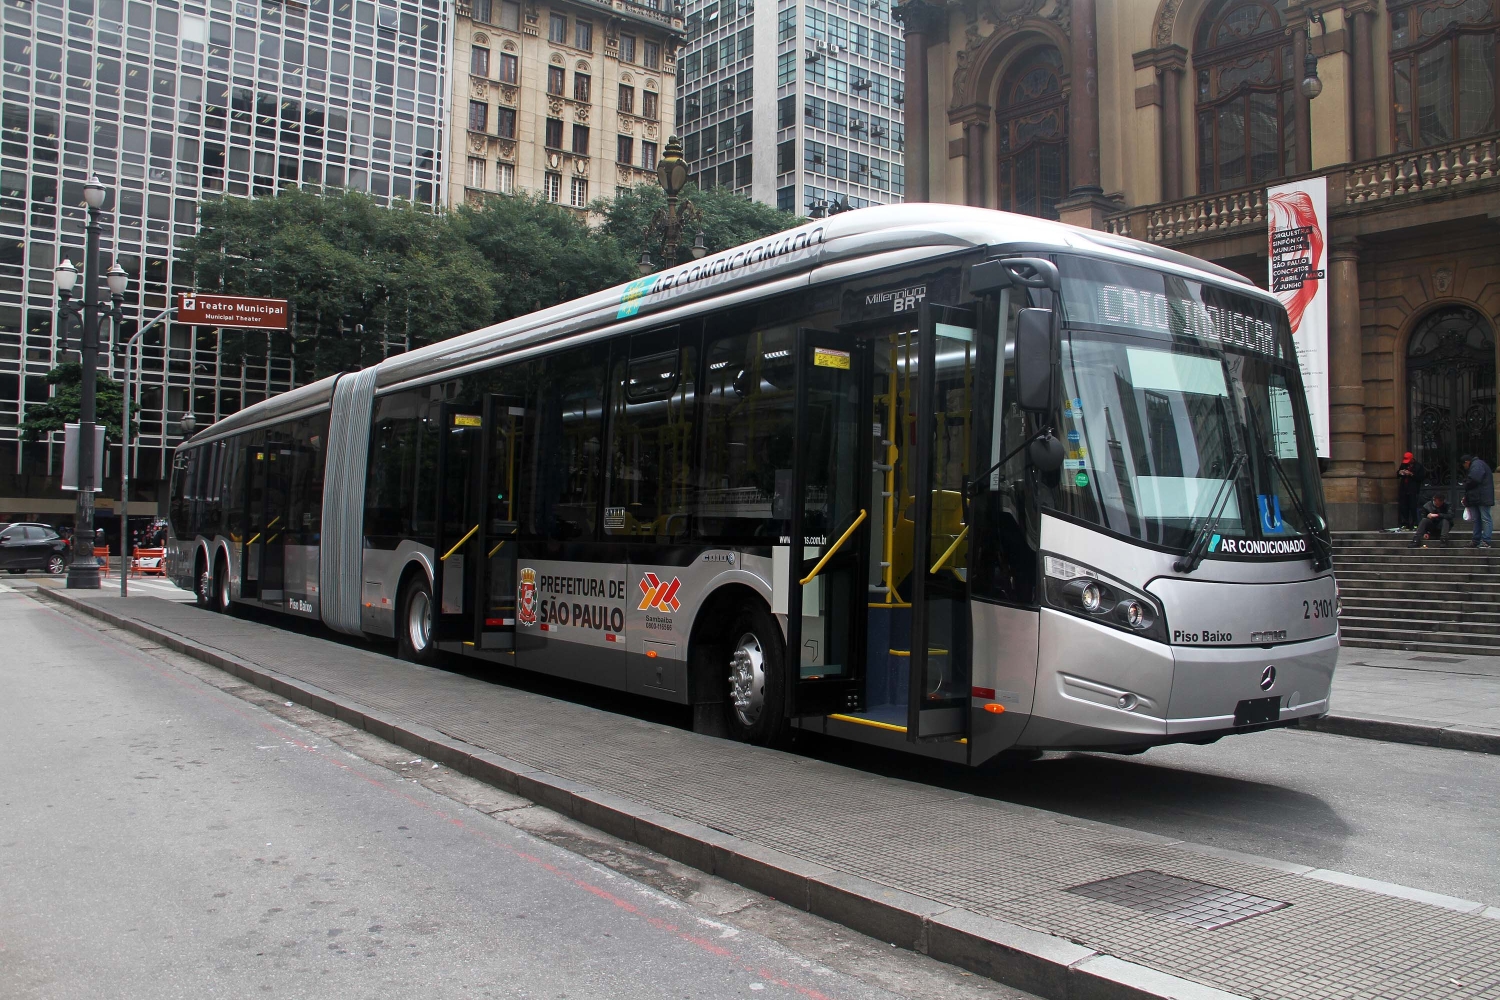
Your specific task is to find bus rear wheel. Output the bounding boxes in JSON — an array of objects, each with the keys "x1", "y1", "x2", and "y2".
[
  {"x1": 396, "y1": 576, "x2": 438, "y2": 665},
  {"x1": 213, "y1": 559, "x2": 232, "y2": 614},
  {"x1": 724, "y1": 603, "x2": 787, "y2": 746}
]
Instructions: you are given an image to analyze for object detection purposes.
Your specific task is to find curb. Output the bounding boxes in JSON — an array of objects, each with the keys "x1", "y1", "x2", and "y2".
[
  {"x1": 38, "y1": 588, "x2": 1251, "y2": 1000},
  {"x1": 1297, "y1": 711, "x2": 1500, "y2": 755}
]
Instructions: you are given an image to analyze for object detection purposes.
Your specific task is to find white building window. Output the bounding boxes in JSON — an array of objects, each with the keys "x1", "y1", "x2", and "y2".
[
  {"x1": 497, "y1": 162, "x2": 514, "y2": 193},
  {"x1": 570, "y1": 176, "x2": 588, "y2": 207},
  {"x1": 544, "y1": 172, "x2": 561, "y2": 202},
  {"x1": 467, "y1": 156, "x2": 486, "y2": 189}
]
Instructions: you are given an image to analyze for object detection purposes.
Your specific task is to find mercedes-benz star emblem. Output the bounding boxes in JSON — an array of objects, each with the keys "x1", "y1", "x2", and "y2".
[{"x1": 1260, "y1": 665, "x2": 1277, "y2": 691}]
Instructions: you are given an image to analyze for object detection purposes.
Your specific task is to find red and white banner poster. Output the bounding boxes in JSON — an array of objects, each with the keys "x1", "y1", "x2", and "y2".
[{"x1": 1267, "y1": 176, "x2": 1329, "y2": 457}]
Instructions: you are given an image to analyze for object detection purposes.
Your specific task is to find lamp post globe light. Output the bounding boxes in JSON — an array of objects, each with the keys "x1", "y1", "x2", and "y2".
[
  {"x1": 642, "y1": 136, "x2": 708, "y2": 273},
  {"x1": 54, "y1": 174, "x2": 114, "y2": 589}
]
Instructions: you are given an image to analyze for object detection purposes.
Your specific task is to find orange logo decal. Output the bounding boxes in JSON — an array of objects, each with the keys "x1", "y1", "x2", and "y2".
[{"x1": 638, "y1": 572, "x2": 682, "y2": 613}]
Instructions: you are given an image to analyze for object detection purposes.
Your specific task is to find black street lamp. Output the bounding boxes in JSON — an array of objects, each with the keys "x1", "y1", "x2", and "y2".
[
  {"x1": 54, "y1": 174, "x2": 113, "y2": 589},
  {"x1": 638, "y1": 136, "x2": 709, "y2": 274}
]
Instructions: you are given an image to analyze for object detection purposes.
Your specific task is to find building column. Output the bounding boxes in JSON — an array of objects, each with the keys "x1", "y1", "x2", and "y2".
[
  {"x1": 894, "y1": 2, "x2": 944, "y2": 203},
  {"x1": 1350, "y1": 5, "x2": 1377, "y2": 161},
  {"x1": 1057, "y1": 0, "x2": 1114, "y2": 228},
  {"x1": 1067, "y1": 0, "x2": 1102, "y2": 195},
  {"x1": 1326, "y1": 239, "x2": 1373, "y2": 529},
  {"x1": 1293, "y1": 27, "x2": 1313, "y2": 174},
  {"x1": 964, "y1": 119, "x2": 987, "y2": 206},
  {"x1": 1159, "y1": 59, "x2": 1184, "y2": 201}
]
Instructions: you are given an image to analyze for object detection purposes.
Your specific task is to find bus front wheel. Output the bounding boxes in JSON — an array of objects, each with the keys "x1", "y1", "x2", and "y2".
[
  {"x1": 724, "y1": 603, "x2": 787, "y2": 746},
  {"x1": 397, "y1": 576, "x2": 438, "y2": 665}
]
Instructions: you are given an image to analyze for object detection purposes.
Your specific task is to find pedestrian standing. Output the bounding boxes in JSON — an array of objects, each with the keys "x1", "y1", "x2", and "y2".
[
  {"x1": 1408, "y1": 493, "x2": 1453, "y2": 547},
  {"x1": 1397, "y1": 451, "x2": 1425, "y2": 529},
  {"x1": 1460, "y1": 453, "x2": 1494, "y2": 548}
]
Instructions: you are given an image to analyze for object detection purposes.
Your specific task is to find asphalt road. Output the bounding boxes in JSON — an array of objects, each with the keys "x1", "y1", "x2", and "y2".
[
  {"x1": 8, "y1": 576, "x2": 1499, "y2": 937},
  {"x1": 0, "y1": 588, "x2": 1025, "y2": 1000}
]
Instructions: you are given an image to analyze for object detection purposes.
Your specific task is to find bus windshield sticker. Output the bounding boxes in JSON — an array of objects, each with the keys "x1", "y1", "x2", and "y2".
[{"x1": 813, "y1": 347, "x2": 850, "y2": 369}]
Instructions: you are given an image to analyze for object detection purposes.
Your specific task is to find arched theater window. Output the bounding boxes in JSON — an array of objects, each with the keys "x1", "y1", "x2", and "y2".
[
  {"x1": 1193, "y1": 0, "x2": 1295, "y2": 193},
  {"x1": 995, "y1": 46, "x2": 1068, "y2": 220},
  {"x1": 1389, "y1": 0, "x2": 1497, "y2": 152}
]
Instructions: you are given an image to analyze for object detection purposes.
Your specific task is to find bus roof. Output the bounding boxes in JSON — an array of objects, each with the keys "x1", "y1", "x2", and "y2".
[{"x1": 180, "y1": 204, "x2": 1264, "y2": 448}]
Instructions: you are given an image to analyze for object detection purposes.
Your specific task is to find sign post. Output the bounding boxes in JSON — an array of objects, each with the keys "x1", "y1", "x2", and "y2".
[{"x1": 1267, "y1": 177, "x2": 1329, "y2": 458}]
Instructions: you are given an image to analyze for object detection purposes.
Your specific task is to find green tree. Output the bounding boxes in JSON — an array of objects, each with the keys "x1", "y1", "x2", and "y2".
[
  {"x1": 455, "y1": 192, "x2": 636, "y2": 321},
  {"x1": 178, "y1": 188, "x2": 496, "y2": 379},
  {"x1": 19, "y1": 362, "x2": 133, "y2": 442},
  {"x1": 596, "y1": 183, "x2": 804, "y2": 269}
]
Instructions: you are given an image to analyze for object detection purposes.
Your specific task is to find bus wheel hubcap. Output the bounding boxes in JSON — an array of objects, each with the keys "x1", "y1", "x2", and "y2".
[
  {"x1": 408, "y1": 592, "x2": 431, "y2": 651},
  {"x1": 728, "y1": 632, "x2": 766, "y2": 727}
]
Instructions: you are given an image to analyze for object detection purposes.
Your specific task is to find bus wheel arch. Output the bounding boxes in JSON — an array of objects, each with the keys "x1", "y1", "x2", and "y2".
[
  {"x1": 394, "y1": 560, "x2": 437, "y2": 664},
  {"x1": 688, "y1": 584, "x2": 787, "y2": 746}
]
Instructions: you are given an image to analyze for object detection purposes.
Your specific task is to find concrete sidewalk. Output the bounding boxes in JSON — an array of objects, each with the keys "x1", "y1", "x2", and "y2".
[
  {"x1": 38, "y1": 590, "x2": 1500, "y2": 1000},
  {"x1": 1312, "y1": 647, "x2": 1500, "y2": 754}
]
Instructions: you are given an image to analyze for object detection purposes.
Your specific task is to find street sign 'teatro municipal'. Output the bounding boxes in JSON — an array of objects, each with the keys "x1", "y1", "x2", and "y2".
[{"x1": 177, "y1": 293, "x2": 289, "y2": 330}]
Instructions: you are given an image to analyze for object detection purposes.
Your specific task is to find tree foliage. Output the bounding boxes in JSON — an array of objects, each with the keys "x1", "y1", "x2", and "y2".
[
  {"x1": 20, "y1": 362, "x2": 132, "y2": 442},
  {"x1": 177, "y1": 185, "x2": 802, "y2": 381},
  {"x1": 179, "y1": 188, "x2": 496, "y2": 378}
]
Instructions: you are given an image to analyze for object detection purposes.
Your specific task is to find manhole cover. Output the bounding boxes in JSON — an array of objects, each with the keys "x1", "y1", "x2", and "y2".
[{"x1": 1066, "y1": 870, "x2": 1289, "y2": 930}]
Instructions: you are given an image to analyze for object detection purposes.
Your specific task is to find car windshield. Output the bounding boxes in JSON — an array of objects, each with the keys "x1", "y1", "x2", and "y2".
[{"x1": 1051, "y1": 257, "x2": 1326, "y2": 553}]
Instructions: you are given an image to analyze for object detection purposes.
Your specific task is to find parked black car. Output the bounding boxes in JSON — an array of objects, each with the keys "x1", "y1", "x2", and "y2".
[{"x1": 0, "y1": 523, "x2": 69, "y2": 574}]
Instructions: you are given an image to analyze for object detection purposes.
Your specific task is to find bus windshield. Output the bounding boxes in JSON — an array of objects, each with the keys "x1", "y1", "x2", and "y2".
[{"x1": 1050, "y1": 257, "x2": 1326, "y2": 554}]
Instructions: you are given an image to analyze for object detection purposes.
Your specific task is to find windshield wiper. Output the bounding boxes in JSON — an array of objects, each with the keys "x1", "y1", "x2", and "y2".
[
  {"x1": 1259, "y1": 445, "x2": 1333, "y2": 571},
  {"x1": 1173, "y1": 451, "x2": 1247, "y2": 574},
  {"x1": 1237, "y1": 393, "x2": 1334, "y2": 572}
]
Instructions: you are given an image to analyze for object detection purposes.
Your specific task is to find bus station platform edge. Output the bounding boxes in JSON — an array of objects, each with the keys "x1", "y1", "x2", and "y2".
[{"x1": 40, "y1": 590, "x2": 1500, "y2": 1000}]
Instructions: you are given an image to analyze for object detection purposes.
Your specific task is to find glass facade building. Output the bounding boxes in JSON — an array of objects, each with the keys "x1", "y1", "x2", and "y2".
[
  {"x1": 675, "y1": 0, "x2": 903, "y2": 214},
  {"x1": 0, "y1": 0, "x2": 450, "y2": 521}
]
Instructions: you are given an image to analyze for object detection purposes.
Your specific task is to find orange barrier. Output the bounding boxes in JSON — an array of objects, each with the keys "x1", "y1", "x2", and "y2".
[
  {"x1": 131, "y1": 548, "x2": 167, "y2": 577},
  {"x1": 92, "y1": 546, "x2": 111, "y2": 575}
]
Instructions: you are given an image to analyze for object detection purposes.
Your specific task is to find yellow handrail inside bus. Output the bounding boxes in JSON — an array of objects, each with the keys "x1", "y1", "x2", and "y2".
[
  {"x1": 246, "y1": 533, "x2": 261, "y2": 545},
  {"x1": 929, "y1": 525, "x2": 969, "y2": 575},
  {"x1": 441, "y1": 524, "x2": 479, "y2": 562},
  {"x1": 487, "y1": 537, "x2": 508, "y2": 558},
  {"x1": 800, "y1": 509, "x2": 867, "y2": 586}
]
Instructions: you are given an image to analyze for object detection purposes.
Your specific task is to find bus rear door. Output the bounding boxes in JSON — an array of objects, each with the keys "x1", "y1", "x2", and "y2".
[
  {"x1": 908, "y1": 304, "x2": 979, "y2": 741},
  {"x1": 784, "y1": 329, "x2": 871, "y2": 718}
]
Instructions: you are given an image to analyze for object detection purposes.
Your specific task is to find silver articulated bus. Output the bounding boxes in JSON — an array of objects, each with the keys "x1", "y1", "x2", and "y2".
[{"x1": 167, "y1": 205, "x2": 1339, "y2": 764}]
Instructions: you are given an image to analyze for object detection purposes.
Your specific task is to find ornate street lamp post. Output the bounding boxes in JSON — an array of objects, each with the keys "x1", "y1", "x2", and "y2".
[
  {"x1": 637, "y1": 136, "x2": 708, "y2": 274},
  {"x1": 54, "y1": 175, "x2": 111, "y2": 589}
]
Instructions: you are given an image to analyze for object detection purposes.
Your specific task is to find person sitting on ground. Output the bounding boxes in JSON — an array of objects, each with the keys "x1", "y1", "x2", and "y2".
[{"x1": 1409, "y1": 493, "x2": 1453, "y2": 547}]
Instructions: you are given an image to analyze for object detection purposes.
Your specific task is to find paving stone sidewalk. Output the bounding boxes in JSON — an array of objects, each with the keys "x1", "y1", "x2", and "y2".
[{"x1": 54, "y1": 595, "x2": 1500, "y2": 1000}]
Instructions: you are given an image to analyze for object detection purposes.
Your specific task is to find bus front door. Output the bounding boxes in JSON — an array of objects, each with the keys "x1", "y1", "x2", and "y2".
[
  {"x1": 785, "y1": 329, "x2": 871, "y2": 718},
  {"x1": 475, "y1": 395, "x2": 527, "y2": 651},
  {"x1": 908, "y1": 304, "x2": 979, "y2": 741},
  {"x1": 432, "y1": 403, "x2": 484, "y2": 643}
]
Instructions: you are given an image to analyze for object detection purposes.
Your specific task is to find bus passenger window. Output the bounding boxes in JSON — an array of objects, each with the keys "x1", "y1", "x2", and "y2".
[
  {"x1": 523, "y1": 344, "x2": 608, "y2": 541},
  {"x1": 363, "y1": 390, "x2": 427, "y2": 548},
  {"x1": 696, "y1": 326, "x2": 797, "y2": 541},
  {"x1": 604, "y1": 336, "x2": 697, "y2": 539}
]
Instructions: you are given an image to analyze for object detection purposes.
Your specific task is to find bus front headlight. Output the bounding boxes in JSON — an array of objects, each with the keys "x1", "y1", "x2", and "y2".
[{"x1": 1044, "y1": 554, "x2": 1168, "y2": 643}]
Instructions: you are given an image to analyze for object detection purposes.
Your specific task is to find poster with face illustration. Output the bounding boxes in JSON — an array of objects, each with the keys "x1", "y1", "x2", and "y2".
[{"x1": 1267, "y1": 177, "x2": 1330, "y2": 458}]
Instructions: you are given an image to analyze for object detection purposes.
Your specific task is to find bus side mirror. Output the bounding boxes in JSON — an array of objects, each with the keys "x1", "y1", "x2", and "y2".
[{"x1": 1015, "y1": 307, "x2": 1057, "y2": 414}]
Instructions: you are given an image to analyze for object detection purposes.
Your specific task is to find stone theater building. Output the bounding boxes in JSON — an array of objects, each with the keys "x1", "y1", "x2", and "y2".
[{"x1": 895, "y1": 0, "x2": 1500, "y2": 529}]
